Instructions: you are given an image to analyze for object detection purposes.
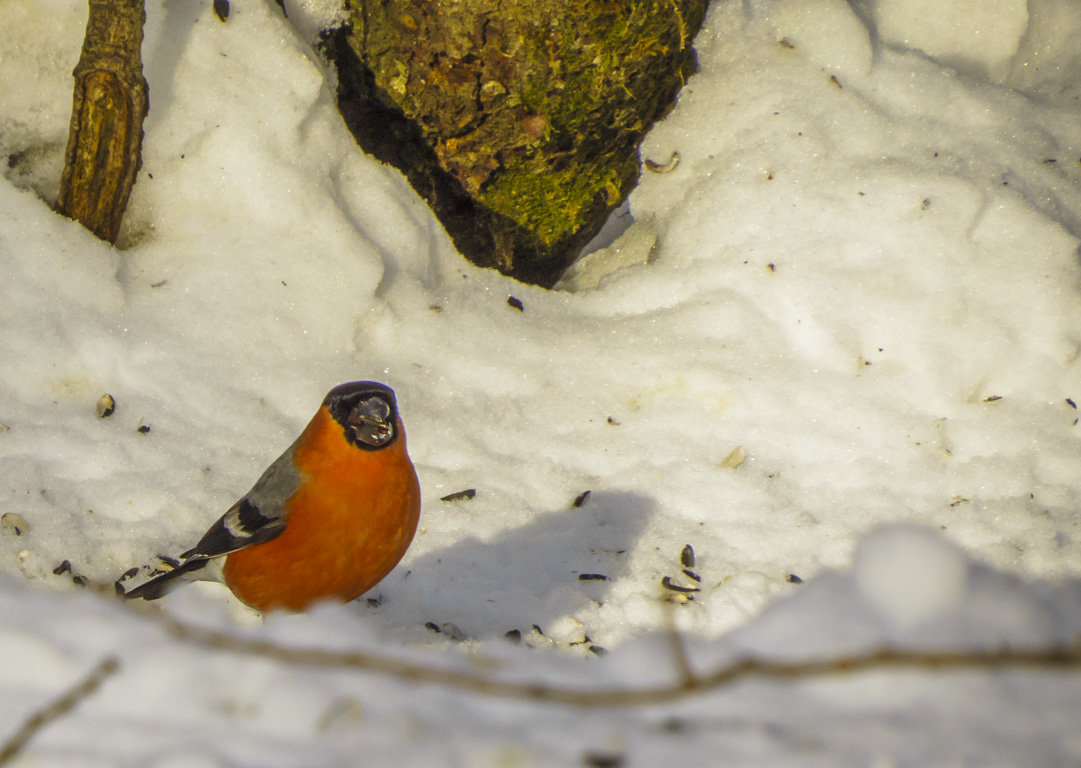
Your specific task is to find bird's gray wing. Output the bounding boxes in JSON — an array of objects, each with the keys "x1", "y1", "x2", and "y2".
[
  {"x1": 120, "y1": 440, "x2": 305, "y2": 601},
  {"x1": 180, "y1": 439, "x2": 304, "y2": 560}
]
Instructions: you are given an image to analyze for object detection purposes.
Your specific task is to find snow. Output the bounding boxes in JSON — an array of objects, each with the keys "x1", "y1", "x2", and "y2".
[
  {"x1": 1, "y1": 0, "x2": 1080, "y2": 764},
  {"x1": 874, "y1": 0, "x2": 1029, "y2": 81}
]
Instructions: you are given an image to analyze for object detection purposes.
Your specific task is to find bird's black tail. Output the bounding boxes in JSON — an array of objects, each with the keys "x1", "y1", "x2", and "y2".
[{"x1": 117, "y1": 557, "x2": 211, "y2": 600}]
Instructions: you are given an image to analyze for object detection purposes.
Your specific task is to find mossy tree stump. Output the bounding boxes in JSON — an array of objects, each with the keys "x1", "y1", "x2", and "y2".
[{"x1": 323, "y1": 0, "x2": 708, "y2": 286}]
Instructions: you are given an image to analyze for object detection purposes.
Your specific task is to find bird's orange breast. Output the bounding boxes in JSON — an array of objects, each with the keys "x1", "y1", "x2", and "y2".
[{"x1": 222, "y1": 406, "x2": 421, "y2": 611}]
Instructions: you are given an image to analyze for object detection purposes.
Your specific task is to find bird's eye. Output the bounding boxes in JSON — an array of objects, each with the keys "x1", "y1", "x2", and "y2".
[{"x1": 349, "y1": 396, "x2": 394, "y2": 447}]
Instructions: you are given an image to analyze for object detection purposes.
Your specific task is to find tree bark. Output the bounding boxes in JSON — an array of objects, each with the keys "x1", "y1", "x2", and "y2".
[
  {"x1": 57, "y1": 0, "x2": 149, "y2": 244},
  {"x1": 323, "y1": 0, "x2": 708, "y2": 287}
]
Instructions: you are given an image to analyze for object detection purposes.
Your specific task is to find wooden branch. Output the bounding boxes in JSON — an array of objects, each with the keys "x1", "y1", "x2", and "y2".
[
  {"x1": 149, "y1": 609, "x2": 1081, "y2": 708},
  {"x1": 0, "y1": 657, "x2": 120, "y2": 766},
  {"x1": 57, "y1": 0, "x2": 149, "y2": 243}
]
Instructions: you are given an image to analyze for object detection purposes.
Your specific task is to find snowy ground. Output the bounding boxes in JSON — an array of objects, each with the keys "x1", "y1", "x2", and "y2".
[{"x1": 2, "y1": 0, "x2": 1081, "y2": 764}]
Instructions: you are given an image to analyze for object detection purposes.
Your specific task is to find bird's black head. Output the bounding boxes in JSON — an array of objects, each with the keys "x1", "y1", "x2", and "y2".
[{"x1": 324, "y1": 381, "x2": 400, "y2": 450}]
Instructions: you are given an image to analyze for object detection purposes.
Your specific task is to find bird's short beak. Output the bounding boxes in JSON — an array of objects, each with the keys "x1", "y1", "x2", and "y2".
[
  {"x1": 349, "y1": 397, "x2": 394, "y2": 446},
  {"x1": 357, "y1": 413, "x2": 390, "y2": 436}
]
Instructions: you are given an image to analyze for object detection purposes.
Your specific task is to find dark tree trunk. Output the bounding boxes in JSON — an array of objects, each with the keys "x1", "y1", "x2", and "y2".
[{"x1": 322, "y1": 0, "x2": 708, "y2": 287}]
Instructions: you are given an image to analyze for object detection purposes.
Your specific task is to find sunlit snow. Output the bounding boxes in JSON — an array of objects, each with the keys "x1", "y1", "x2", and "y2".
[{"x1": 1, "y1": 0, "x2": 1080, "y2": 764}]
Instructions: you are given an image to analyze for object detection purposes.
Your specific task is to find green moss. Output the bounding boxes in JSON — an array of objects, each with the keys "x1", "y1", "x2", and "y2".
[
  {"x1": 477, "y1": 7, "x2": 669, "y2": 243},
  {"x1": 481, "y1": 155, "x2": 629, "y2": 245},
  {"x1": 332, "y1": 0, "x2": 709, "y2": 284}
]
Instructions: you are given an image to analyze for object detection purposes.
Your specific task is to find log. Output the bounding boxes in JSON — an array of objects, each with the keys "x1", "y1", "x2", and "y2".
[{"x1": 323, "y1": 0, "x2": 708, "y2": 286}]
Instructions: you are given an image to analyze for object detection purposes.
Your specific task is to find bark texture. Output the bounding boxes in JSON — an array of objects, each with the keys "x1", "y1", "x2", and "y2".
[
  {"x1": 323, "y1": 0, "x2": 708, "y2": 286},
  {"x1": 57, "y1": 0, "x2": 148, "y2": 244}
]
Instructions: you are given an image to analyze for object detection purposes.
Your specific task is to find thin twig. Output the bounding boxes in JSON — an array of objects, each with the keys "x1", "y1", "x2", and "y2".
[
  {"x1": 0, "y1": 656, "x2": 120, "y2": 766},
  {"x1": 150, "y1": 610, "x2": 1081, "y2": 708},
  {"x1": 662, "y1": 600, "x2": 697, "y2": 687}
]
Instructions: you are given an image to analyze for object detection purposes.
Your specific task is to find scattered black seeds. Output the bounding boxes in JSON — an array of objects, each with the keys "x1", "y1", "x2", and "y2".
[
  {"x1": 440, "y1": 488, "x2": 476, "y2": 502},
  {"x1": 583, "y1": 751, "x2": 624, "y2": 768},
  {"x1": 1066, "y1": 398, "x2": 1077, "y2": 409},
  {"x1": 504, "y1": 629, "x2": 522, "y2": 644},
  {"x1": 366, "y1": 595, "x2": 383, "y2": 607},
  {"x1": 72, "y1": 574, "x2": 88, "y2": 587},
  {"x1": 137, "y1": 424, "x2": 151, "y2": 434},
  {"x1": 606, "y1": 416, "x2": 620, "y2": 425},
  {"x1": 573, "y1": 490, "x2": 591, "y2": 508},
  {"x1": 983, "y1": 395, "x2": 1002, "y2": 403},
  {"x1": 589, "y1": 547, "x2": 626, "y2": 556},
  {"x1": 681, "y1": 568, "x2": 701, "y2": 582},
  {"x1": 680, "y1": 544, "x2": 695, "y2": 568},
  {"x1": 213, "y1": 0, "x2": 229, "y2": 21},
  {"x1": 150, "y1": 279, "x2": 167, "y2": 288},
  {"x1": 424, "y1": 622, "x2": 441, "y2": 633},
  {"x1": 578, "y1": 573, "x2": 609, "y2": 581},
  {"x1": 507, "y1": 296, "x2": 524, "y2": 311},
  {"x1": 659, "y1": 717, "x2": 691, "y2": 733},
  {"x1": 588, "y1": 645, "x2": 607, "y2": 656},
  {"x1": 441, "y1": 623, "x2": 467, "y2": 641},
  {"x1": 767, "y1": 262, "x2": 776, "y2": 272},
  {"x1": 96, "y1": 394, "x2": 116, "y2": 419},
  {"x1": 786, "y1": 573, "x2": 803, "y2": 584},
  {"x1": 53, "y1": 560, "x2": 72, "y2": 576},
  {"x1": 1, "y1": 513, "x2": 27, "y2": 535},
  {"x1": 829, "y1": 74, "x2": 842, "y2": 88},
  {"x1": 532, "y1": 624, "x2": 544, "y2": 635},
  {"x1": 661, "y1": 576, "x2": 699, "y2": 593},
  {"x1": 644, "y1": 152, "x2": 680, "y2": 173}
]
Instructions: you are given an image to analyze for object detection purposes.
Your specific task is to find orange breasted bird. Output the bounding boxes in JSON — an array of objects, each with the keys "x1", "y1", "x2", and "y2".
[{"x1": 120, "y1": 381, "x2": 421, "y2": 612}]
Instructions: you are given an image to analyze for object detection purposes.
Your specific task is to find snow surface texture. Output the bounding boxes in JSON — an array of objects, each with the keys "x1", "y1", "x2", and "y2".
[{"x1": 1, "y1": 0, "x2": 1080, "y2": 764}]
